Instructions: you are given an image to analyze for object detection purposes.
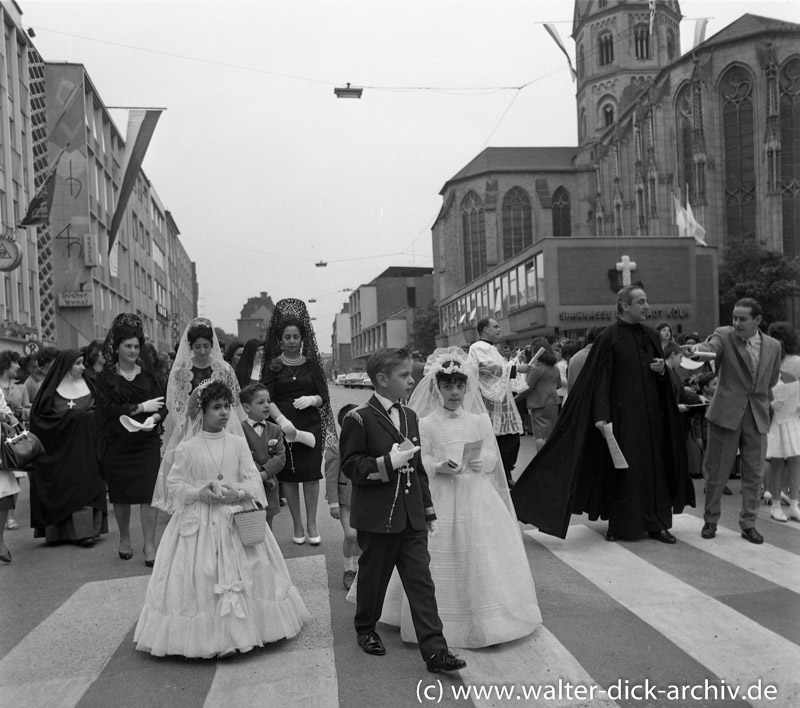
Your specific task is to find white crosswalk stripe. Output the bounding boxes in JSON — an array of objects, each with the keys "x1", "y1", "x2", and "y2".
[
  {"x1": 1, "y1": 519, "x2": 798, "y2": 708},
  {"x1": 529, "y1": 524, "x2": 800, "y2": 708}
]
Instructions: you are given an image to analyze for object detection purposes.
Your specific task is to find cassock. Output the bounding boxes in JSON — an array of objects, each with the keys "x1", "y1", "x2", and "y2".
[{"x1": 511, "y1": 319, "x2": 693, "y2": 538}]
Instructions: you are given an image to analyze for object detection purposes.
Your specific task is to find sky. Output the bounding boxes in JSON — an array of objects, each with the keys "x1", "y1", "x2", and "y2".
[{"x1": 20, "y1": 0, "x2": 800, "y2": 351}]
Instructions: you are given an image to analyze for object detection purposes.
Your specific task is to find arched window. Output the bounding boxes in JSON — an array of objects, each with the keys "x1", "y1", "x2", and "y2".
[
  {"x1": 578, "y1": 45, "x2": 584, "y2": 79},
  {"x1": 461, "y1": 192, "x2": 486, "y2": 282},
  {"x1": 580, "y1": 108, "x2": 587, "y2": 140},
  {"x1": 599, "y1": 0, "x2": 607, "y2": 7},
  {"x1": 667, "y1": 29, "x2": 676, "y2": 60},
  {"x1": 634, "y1": 25, "x2": 650, "y2": 60},
  {"x1": 552, "y1": 187, "x2": 572, "y2": 237},
  {"x1": 598, "y1": 32, "x2": 614, "y2": 66},
  {"x1": 780, "y1": 57, "x2": 800, "y2": 258},
  {"x1": 603, "y1": 104, "x2": 615, "y2": 127},
  {"x1": 502, "y1": 187, "x2": 533, "y2": 260},
  {"x1": 676, "y1": 84, "x2": 695, "y2": 204},
  {"x1": 720, "y1": 66, "x2": 756, "y2": 241}
]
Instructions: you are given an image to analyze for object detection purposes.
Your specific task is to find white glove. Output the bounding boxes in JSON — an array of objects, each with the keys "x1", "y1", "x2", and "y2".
[
  {"x1": 427, "y1": 519, "x2": 437, "y2": 535},
  {"x1": 466, "y1": 458, "x2": 483, "y2": 473},
  {"x1": 293, "y1": 395, "x2": 319, "y2": 410},
  {"x1": 275, "y1": 415, "x2": 297, "y2": 437},
  {"x1": 389, "y1": 444, "x2": 419, "y2": 470},
  {"x1": 435, "y1": 459, "x2": 459, "y2": 475},
  {"x1": 141, "y1": 416, "x2": 156, "y2": 431},
  {"x1": 141, "y1": 397, "x2": 165, "y2": 413}
]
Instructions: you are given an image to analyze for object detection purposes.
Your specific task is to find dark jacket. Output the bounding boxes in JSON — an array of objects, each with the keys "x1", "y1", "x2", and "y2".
[{"x1": 340, "y1": 395, "x2": 434, "y2": 534}]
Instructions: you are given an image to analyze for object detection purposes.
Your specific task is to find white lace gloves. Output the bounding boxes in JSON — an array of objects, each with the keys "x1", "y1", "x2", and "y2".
[
  {"x1": 197, "y1": 482, "x2": 247, "y2": 505},
  {"x1": 275, "y1": 415, "x2": 297, "y2": 437},
  {"x1": 293, "y1": 395, "x2": 321, "y2": 410},
  {"x1": 140, "y1": 397, "x2": 165, "y2": 413}
]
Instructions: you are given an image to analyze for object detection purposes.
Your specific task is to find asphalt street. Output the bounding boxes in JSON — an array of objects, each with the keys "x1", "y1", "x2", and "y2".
[{"x1": 1, "y1": 383, "x2": 798, "y2": 708}]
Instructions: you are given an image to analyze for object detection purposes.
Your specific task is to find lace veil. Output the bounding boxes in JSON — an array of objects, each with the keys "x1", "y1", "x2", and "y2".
[
  {"x1": 153, "y1": 317, "x2": 245, "y2": 513},
  {"x1": 407, "y1": 346, "x2": 513, "y2": 513},
  {"x1": 261, "y1": 298, "x2": 337, "y2": 448}
]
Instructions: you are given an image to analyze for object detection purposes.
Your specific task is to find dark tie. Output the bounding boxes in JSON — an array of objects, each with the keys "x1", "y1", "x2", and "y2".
[{"x1": 252, "y1": 421, "x2": 266, "y2": 430}]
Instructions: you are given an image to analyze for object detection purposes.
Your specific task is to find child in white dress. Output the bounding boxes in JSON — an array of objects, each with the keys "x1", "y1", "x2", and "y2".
[
  {"x1": 134, "y1": 380, "x2": 309, "y2": 658},
  {"x1": 380, "y1": 348, "x2": 541, "y2": 648}
]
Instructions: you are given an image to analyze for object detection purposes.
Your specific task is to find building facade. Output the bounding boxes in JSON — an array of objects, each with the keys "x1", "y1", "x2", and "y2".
[
  {"x1": 349, "y1": 266, "x2": 433, "y2": 363},
  {"x1": 36, "y1": 61, "x2": 197, "y2": 351},
  {"x1": 433, "y1": 2, "x2": 800, "y2": 346},
  {"x1": 237, "y1": 291, "x2": 274, "y2": 342},
  {"x1": 330, "y1": 303, "x2": 355, "y2": 376},
  {"x1": 0, "y1": 1, "x2": 41, "y2": 354}
]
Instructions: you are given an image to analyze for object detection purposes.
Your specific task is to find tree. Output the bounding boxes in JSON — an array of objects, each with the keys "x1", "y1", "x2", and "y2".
[
  {"x1": 214, "y1": 326, "x2": 237, "y2": 350},
  {"x1": 410, "y1": 302, "x2": 440, "y2": 356},
  {"x1": 718, "y1": 239, "x2": 800, "y2": 326}
]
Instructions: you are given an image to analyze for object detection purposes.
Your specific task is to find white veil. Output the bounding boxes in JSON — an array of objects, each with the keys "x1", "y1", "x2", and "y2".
[
  {"x1": 407, "y1": 346, "x2": 513, "y2": 513},
  {"x1": 153, "y1": 317, "x2": 245, "y2": 513}
]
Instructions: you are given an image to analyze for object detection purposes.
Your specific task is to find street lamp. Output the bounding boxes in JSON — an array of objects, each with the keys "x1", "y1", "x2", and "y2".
[{"x1": 334, "y1": 83, "x2": 363, "y2": 99}]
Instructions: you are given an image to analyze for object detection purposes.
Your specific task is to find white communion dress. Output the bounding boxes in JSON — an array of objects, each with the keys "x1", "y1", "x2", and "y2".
[
  {"x1": 379, "y1": 407, "x2": 541, "y2": 648},
  {"x1": 134, "y1": 430, "x2": 309, "y2": 658}
]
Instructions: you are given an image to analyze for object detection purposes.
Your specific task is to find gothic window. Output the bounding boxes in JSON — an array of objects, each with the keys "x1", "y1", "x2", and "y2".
[
  {"x1": 634, "y1": 25, "x2": 650, "y2": 60},
  {"x1": 780, "y1": 58, "x2": 800, "y2": 258},
  {"x1": 501, "y1": 187, "x2": 533, "y2": 260},
  {"x1": 580, "y1": 108, "x2": 587, "y2": 140},
  {"x1": 599, "y1": 33, "x2": 614, "y2": 67},
  {"x1": 599, "y1": 0, "x2": 607, "y2": 7},
  {"x1": 720, "y1": 66, "x2": 756, "y2": 241},
  {"x1": 603, "y1": 105, "x2": 615, "y2": 127},
  {"x1": 461, "y1": 192, "x2": 486, "y2": 283},
  {"x1": 552, "y1": 187, "x2": 572, "y2": 237},
  {"x1": 578, "y1": 45, "x2": 584, "y2": 79},
  {"x1": 667, "y1": 30, "x2": 676, "y2": 60},
  {"x1": 676, "y1": 84, "x2": 695, "y2": 204}
]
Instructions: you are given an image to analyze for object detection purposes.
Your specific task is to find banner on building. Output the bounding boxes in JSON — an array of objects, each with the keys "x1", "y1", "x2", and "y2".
[
  {"x1": 108, "y1": 109, "x2": 162, "y2": 253},
  {"x1": 18, "y1": 146, "x2": 67, "y2": 228},
  {"x1": 543, "y1": 24, "x2": 577, "y2": 82}
]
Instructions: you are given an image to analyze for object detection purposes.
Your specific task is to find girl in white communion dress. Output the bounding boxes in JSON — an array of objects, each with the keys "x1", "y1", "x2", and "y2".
[
  {"x1": 134, "y1": 380, "x2": 309, "y2": 658},
  {"x1": 379, "y1": 348, "x2": 541, "y2": 648}
]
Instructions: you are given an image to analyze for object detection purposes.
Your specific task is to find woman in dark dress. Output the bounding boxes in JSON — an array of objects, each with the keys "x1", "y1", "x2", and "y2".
[
  {"x1": 29, "y1": 350, "x2": 108, "y2": 546},
  {"x1": 95, "y1": 314, "x2": 166, "y2": 565},
  {"x1": 262, "y1": 299, "x2": 336, "y2": 545}
]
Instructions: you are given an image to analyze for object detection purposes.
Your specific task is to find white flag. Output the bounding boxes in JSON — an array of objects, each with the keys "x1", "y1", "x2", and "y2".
[
  {"x1": 685, "y1": 201, "x2": 708, "y2": 246},
  {"x1": 543, "y1": 24, "x2": 577, "y2": 82},
  {"x1": 673, "y1": 195, "x2": 688, "y2": 238},
  {"x1": 693, "y1": 18, "x2": 709, "y2": 48}
]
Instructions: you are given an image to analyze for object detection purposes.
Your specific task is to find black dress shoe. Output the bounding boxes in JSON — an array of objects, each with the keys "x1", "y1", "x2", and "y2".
[
  {"x1": 648, "y1": 529, "x2": 677, "y2": 544},
  {"x1": 0, "y1": 549, "x2": 10, "y2": 563},
  {"x1": 426, "y1": 648, "x2": 467, "y2": 673},
  {"x1": 741, "y1": 527, "x2": 763, "y2": 544},
  {"x1": 605, "y1": 529, "x2": 620, "y2": 542},
  {"x1": 357, "y1": 631, "x2": 386, "y2": 656},
  {"x1": 723, "y1": 485, "x2": 733, "y2": 495},
  {"x1": 701, "y1": 522, "x2": 716, "y2": 539}
]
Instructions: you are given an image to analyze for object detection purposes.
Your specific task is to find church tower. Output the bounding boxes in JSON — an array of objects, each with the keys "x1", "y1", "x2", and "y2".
[{"x1": 573, "y1": 0, "x2": 682, "y2": 146}]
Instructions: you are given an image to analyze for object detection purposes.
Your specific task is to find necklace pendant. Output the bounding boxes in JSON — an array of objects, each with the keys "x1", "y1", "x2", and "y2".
[{"x1": 217, "y1": 474, "x2": 223, "y2": 481}]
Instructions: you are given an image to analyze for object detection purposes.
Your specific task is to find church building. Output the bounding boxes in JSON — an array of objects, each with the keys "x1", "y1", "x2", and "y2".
[{"x1": 432, "y1": 1, "x2": 800, "y2": 347}]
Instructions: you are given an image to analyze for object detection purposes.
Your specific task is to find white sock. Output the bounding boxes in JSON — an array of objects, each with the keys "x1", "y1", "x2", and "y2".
[
  {"x1": 772, "y1": 501, "x2": 782, "y2": 511},
  {"x1": 344, "y1": 556, "x2": 355, "y2": 572}
]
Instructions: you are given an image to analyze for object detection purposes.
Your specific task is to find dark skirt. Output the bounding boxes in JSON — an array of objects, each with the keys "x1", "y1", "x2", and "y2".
[
  {"x1": 275, "y1": 403, "x2": 323, "y2": 484},
  {"x1": 0, "y1": 493, "x2": 15, "y2": 511},
  {"x1": 104, "y1": 433, "x2": 162, "y2": 504},
  {"x1": 33, "y1": 501, "x2": 108, "y2": 542}
]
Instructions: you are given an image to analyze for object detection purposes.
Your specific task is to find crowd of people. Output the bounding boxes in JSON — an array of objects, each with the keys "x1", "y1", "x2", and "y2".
[{"x1": 0, "y1": 287, "x2": 796, "y2": 670}]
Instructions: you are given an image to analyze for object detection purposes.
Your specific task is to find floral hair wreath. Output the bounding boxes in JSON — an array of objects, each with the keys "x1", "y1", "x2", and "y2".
[
  {"x1": 187, "y1": 378, "x2": 215, "y2": 418},
  {"x1": 424, "y1": 346, "x2": 471, "y2": 377}
]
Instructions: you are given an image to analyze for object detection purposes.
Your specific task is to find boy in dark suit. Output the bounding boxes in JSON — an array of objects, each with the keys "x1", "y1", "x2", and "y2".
[
  {"x1": 340, "y1": 348, "x2": 466, "y2": 674},
  {"x1": 241, "y1": 383, "x2": 285, "y2": 529}
]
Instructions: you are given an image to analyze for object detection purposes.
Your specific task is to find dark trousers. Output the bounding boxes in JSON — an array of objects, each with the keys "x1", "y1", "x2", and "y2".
[
  {"x1": 355, "y1": 522, "x2": 446, "y2": 660},
  {"x1": 497, "y1": 433, "x2": 521, "y2": 484}
]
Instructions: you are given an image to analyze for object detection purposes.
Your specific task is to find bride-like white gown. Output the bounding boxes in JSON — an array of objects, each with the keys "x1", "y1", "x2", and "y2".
[
  {"x1": 134, "y1": 431, "x2": 309, "y2": 658},
  {"x1": 380, "y1": 408, "x2": 541, "y2": 648}
]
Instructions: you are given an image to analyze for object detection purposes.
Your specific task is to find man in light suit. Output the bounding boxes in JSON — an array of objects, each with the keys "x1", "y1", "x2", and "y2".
[{"x1": 686, "y1": 298, "x2": 782, "y2": 544}]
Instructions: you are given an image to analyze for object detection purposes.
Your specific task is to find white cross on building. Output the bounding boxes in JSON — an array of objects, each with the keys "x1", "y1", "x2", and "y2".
[{"x1": 616, "y1": 255, "x2": 637, "y2": 286}]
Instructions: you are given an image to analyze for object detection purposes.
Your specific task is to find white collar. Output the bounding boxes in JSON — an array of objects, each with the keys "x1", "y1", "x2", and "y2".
[{"x1": 374, "y1": 392, "x2": 398, "y2": 412}]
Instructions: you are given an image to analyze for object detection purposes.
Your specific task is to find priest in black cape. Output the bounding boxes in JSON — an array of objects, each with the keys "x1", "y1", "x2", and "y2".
[{"x1": 511, "y1": 286, "x2": 693, "y2": 542}]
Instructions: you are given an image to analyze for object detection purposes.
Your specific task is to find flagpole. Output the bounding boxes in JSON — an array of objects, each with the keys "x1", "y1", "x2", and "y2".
[
  {"x1": 45, "y1": 83, "x2": 81, "y2": 142},
  {"x1": 105, "y1": 106, "x2": 168, "y2": 111}
]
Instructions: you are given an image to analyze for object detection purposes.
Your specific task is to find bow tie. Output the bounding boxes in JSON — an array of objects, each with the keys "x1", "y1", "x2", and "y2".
[{"x1": 251, "y1": 421, "x2": 266, "y2": 429}]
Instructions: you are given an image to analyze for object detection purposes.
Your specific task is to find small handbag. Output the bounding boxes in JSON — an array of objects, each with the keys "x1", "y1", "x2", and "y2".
[
  {"x1": 232, "y1": 500, "x2": 267, "y2": 546},
  {"x1": 3, "y1": 424, "x2": 46, "y2": 470}
]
